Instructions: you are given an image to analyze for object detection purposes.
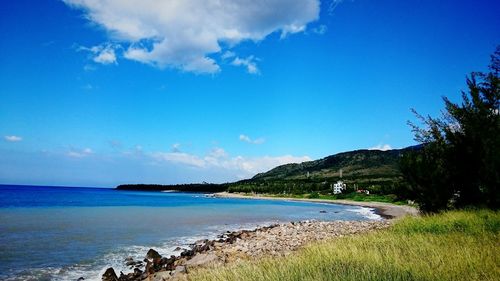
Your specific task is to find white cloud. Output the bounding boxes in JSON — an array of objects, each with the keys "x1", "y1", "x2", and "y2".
[
  {"x1": 221, "y1": 51, "x2": 236, "y2": 60},
  {"x1": 67, "y1": 148, "x2": 94, "y2": 158},
  {"x1": 231, "y1": 56, "x2": 260, "y2": 74},
  {"x1": 4, "y1": 135, "x2": 22, "y2": 142},
  {"x1": 150, "y1": 147, "x2": 310, "y2": 178},
  {"x1": 369, "y1": 144, "x2": 392, "y2": 151},
  {"x1": 312, "y1": 24, "x2": 327, "y2": 34},
  {"x1": 79, "y1": 44, "x2": 118, "y2": 65},
  {"x1": 239, "y1": 134, "x2": 265, "y2": 144},
  {"x1": 224, "y1": 154, "x2": 312, "y2": 176},
  {"x1": 63, "y1": 0, "x2": 320, "y2": 73},
  {"x1": 93, "y1": 47, "x2": 117, "y2": 64},
  {"x1": 152, "y1": 152, "x2": 206, "y2": 168}
]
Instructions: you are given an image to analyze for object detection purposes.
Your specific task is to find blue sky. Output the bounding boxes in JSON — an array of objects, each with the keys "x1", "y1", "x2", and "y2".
[{"x1": 1, "y1": 0, "x2": 499, "y2": 187}]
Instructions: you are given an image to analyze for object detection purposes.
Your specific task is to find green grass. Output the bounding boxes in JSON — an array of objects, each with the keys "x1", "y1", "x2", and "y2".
[
  {"x1": 189, "y1": 210, "x2": 500, "y2": 281},
  {"x1": 242, "y1": 192, "x2": 408, "y2": 205}
]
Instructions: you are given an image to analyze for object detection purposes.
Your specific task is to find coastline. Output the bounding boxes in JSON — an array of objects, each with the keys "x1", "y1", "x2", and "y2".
[
  {"x1": 100, "y1": 193, "x2": 414, "y2": 280},
  {"x1": 103, "y1": 219, "x2": 391, "y2": 281},
  {"x1": 213, "y1": 192, "x2": 419, "y2": 219}
]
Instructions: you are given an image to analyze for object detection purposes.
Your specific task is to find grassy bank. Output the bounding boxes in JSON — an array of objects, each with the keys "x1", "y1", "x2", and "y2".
[
  {"x1": 233, "y1": 192, "x2": 408, "y2": 205},
  {"x1": 190, "y1": 210, "x2": 499, "y2": 281}
]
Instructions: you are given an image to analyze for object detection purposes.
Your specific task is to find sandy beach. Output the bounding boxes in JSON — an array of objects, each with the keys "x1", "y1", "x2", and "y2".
[{"x1": 214, "y1": 192, "x2": 419, "y2": 219}]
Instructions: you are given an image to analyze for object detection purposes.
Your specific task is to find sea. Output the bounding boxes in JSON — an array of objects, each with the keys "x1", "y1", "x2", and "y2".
[{"x1": 0, "y1": 184, "x2": 381, "y2": 281}]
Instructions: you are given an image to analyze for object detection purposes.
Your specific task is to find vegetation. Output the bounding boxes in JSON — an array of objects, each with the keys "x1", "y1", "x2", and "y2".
[
  {"x1": 241, "y1": 192, "x2": 406, "y2": 205},
  {"x1": 116, "y1": 183, "x2": 226, "y2": 192},
  {"x1": 401, "y1": 47, "x2": 500, "y2": 212},
  {"x1": 224, "y1": 148, "x2": 416, "y2": 198},
  {"x1": 190, "y1": 210, "x2": 500, "y2": 281}
]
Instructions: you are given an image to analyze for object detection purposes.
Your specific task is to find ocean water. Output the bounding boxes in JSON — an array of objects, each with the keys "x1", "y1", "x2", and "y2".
[{"x1": 0, "y1": 185, "x2": 380, "y2": 281}]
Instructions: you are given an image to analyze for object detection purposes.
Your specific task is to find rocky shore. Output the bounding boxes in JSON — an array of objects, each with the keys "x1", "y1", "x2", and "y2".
[{"x1": 101, "y1": 219, "x2": 391, "y2": 281}]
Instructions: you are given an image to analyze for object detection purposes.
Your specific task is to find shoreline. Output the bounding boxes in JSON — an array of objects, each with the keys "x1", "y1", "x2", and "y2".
[
  {"x1": 97, "y1": 193, "x2": 417, "y2": 280},
  {"x1": 103, "y1": 219, "x2": 391, "y2": 281},
  {"x1": 213, "y1": 192, "x2": 419, "y2": 219}
]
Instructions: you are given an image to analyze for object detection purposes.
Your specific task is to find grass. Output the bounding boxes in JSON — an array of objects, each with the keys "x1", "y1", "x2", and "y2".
[
  {"x1": 189, "y1": 210, "x2": 500, "y2": 281},
  {"x1": 241, "y1": 192, "x2": 408, "y2": 205}
]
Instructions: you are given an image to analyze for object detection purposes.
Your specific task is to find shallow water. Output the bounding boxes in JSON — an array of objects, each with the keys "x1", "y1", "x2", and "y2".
[{"x1": 0, "y1": 184, "x2": 380, "y2": 280}]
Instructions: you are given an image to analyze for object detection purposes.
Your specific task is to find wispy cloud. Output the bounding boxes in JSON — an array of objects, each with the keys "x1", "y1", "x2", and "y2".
[
  {"x1": 328, "y1": 0, "x2": 345, "y2": 14},
  {"x1": 78, "y1": 43, "x2": 118, "y2": 65},
  {"x1": 369, "y1": 144, "x2": 392, "y2": 151},
  {"x1": 67, "y1": 148, "x2": 94, "y2": 158},
  {"x1": 221, "y1": 51, "x2": 236, "y2": 60},
  {"x1": 239, "y1": 134, "x2": 265, "y2": 144},
  {"x1": 171, "y1": 143, "x2": 181, "y2": 153},
  {"x1": 4, "y1": 135, "x2": 22, "y2": 142},
  {"x1": 63, "y1": 0, "x2": 320, "y2": 73},
  {"x1": 312, "y1": 24, "x2": 328, "y2": 35},
  {"x1": 152, "y1": 151, "x2": 206, "y2": 168},
  {"x1": 150, "y1": 147, "x2": 310, "y2": 177},
  {"x1": 231, "y1": 56, "x2": 260, "y2": 74}
]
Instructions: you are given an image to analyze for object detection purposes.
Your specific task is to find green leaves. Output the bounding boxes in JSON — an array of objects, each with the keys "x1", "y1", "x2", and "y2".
[{"x1": 402, "y1": 46, "x2": 500, "y2": 212}]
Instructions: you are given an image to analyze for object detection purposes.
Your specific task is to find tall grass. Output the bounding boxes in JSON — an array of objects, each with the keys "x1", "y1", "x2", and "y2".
[{"x1": 189, "y1": 210, "x2": 499, "y2": 281}]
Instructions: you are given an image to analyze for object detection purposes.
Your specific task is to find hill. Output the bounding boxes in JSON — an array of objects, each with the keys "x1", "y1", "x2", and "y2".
[{"x1": 225, "y1": 146, "x2": 421, "y2": 194}]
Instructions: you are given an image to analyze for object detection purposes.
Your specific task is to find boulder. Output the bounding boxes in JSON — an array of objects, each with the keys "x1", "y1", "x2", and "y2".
[
  {"x1": 146, "y1": 249, "x2": 162, "y2": 260},
  {"x1": 184, "y1": 253, "x2": 219, "y2": 268},
  {"x1": 102, "y1": 267, "x2": 118, "y2": 281}
]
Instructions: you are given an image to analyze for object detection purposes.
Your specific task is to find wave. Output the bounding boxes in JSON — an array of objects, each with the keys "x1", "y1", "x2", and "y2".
[{"x1": 347, "y1": 207, "x2": 383, "y2": 221}]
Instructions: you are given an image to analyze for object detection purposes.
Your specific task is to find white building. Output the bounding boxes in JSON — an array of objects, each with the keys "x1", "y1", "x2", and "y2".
[{"x1": 333, "y1": 181, "x2": 346, "y2": 194}]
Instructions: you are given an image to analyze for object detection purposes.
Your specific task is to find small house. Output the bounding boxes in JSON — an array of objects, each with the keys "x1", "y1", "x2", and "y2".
[{"x1": 333, "y1": 181, "x2": 346, "y2": 195}]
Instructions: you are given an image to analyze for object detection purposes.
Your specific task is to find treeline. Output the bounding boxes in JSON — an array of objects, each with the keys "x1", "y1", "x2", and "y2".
[
  {"x1": 400, "y1": 46, "x2": 499, "y2": 212},
  {"x1": 116, "y1": 183, "x2": 227, "y2": 192},
  {"x1": 225, "y1": 179, "x2": 405, "y2": 196}
]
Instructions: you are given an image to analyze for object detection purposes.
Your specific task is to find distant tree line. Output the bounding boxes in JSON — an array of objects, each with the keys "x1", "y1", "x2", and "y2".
[
  {"x1": 225, "y1": 179, "x2": 405, "y2": 196},
  {"x1": 400, "y1": 46, "x2": 499, "y2": 212},
  {"x1": 116, "y1": 183, "x2": 227, "y2": 192}
]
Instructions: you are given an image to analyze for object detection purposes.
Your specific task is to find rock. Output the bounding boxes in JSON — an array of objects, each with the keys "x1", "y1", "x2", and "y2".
[
  {"x1": 102, "y1": 267, "x2": 118, "y2": 281},
  {"x1": 151, "y1": 271, "x2": 171, "y2": 281},
  {"x1": 126, "y1": 261, "x2": 136, "y2": 266},
  {"x1": 180, "y1": 249, "x2": 194, "y2": 257},
  {"x1": 174, "y1": 246, "x2": 182, "y2": 251},
  {"x1": 174, "y1": 265, "x2": 186, "y2": 274},
  {"x1": 77, "y1": 277, "x2": 85, "y2": 281},
  {"x1": 125, "y1": 257, "x2": 134, "y2": 262},
  {"x1": 146, "y1": 249, "x2": 162, "y2": 260},
  {"x1": 185, "y1": 253, "x2": 219, "y2": 268},
  {"x1": 319, "y1": 210, "x2": 327, "y2": 213},
  {"x1": 133, "y1": 268, "x2": 143, "y2": 276}
]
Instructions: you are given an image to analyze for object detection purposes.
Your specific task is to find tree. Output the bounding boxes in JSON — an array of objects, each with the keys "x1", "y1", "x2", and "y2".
[{"x1": 401, "y1": 46, "x2": 500, "y2": 212}]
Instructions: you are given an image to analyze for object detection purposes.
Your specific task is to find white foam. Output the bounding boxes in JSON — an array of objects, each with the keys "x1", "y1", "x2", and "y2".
[{"x1": 348, "y1": 207, "x2": 383, "y2": 221}]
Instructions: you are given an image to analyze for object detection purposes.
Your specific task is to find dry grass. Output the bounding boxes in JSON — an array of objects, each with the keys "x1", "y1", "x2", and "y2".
[{"x1": 189, "y1": 210, "x2": 500, "y2": 281}]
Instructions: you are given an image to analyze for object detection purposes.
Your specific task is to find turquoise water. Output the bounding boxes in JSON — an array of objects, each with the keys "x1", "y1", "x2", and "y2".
[{"x1": 0, "y1": 185, "x2": 380, "y2": 280}]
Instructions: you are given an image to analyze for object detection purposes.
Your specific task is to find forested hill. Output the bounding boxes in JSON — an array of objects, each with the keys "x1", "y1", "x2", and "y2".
[
  {"x1": 252, "y1": 148, "x2": 412, "y2": 182},
  {"x1": 224, "y1": 146, "x2": 422, "y2": 194}
]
